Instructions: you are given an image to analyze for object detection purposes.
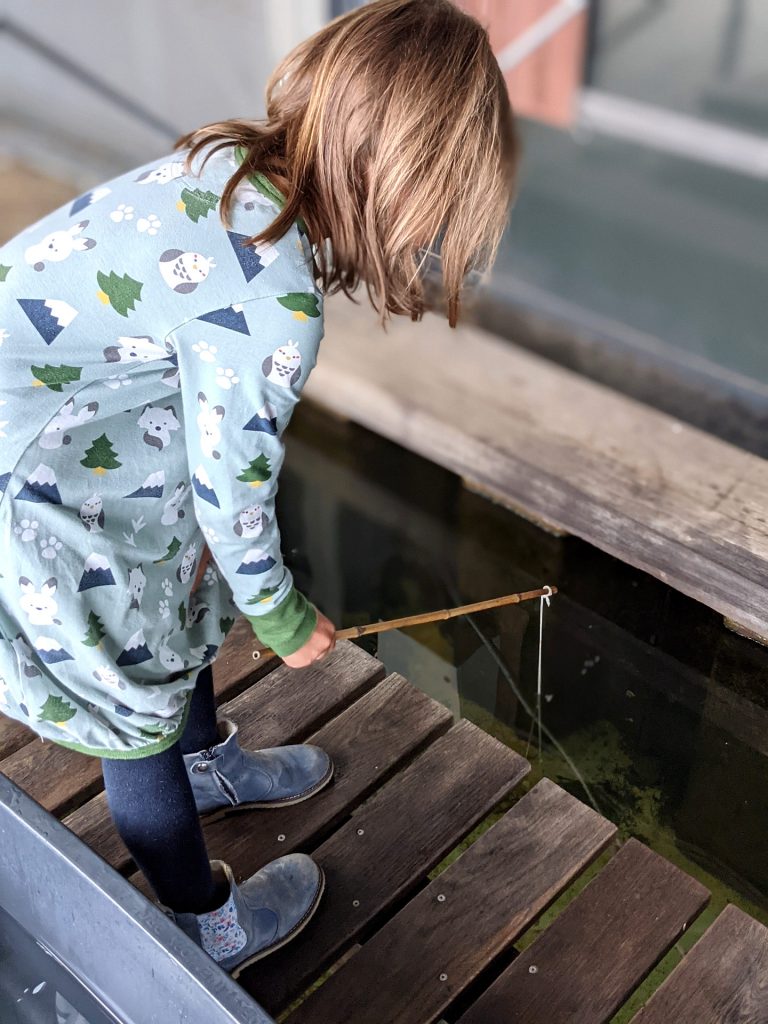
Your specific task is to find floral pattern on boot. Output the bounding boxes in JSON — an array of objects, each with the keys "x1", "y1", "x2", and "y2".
[{"x1": 197, "y1": 889, "x2": 248, "y2": 961}]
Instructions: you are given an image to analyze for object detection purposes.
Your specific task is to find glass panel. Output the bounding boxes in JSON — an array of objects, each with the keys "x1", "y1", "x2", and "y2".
[
  {"x1": 492, "y1": 117, "x2": 768, "y2": 382},
  {"x1": 592, "y1": 0, "x2": 768, "y2": 133}
]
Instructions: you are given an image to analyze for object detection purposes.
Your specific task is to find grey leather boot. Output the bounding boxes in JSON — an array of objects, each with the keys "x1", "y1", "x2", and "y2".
[
  {"x1": 163, "y1": 856, "x2": 324, "y2": 979},
  {"x1": 183, "y1": 717, "x2": 334, "y2": 821}
]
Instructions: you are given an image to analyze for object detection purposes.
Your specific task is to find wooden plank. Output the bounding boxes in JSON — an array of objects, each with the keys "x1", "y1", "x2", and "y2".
[
  {"x1": 239, "y1": 719, "x2": 530, "y2": 1016},
  {"x1": 84, "y1": 670, "x2": 438, "y2": 876},
  {"x1": 456, "y1": 838, "x2": 709, "y2": 1024},
  {"x1": 202, "y1": 672, "x2": 453, "y2": 873},
  {"x1": 287, "y1": 779, "x2": 616, "y2": 1024},
  {"x1": 305, "y1": 296, "x2": 768, "y2": 639},
  {"x1": 0, "y1": 717, "x2": 35, "y2": 761},
  {"x1": 630, "y1": 904, "x2": 768, "y2": 1024},
  {"x1": 0, "y1": 623, "x2": 359, "y2": 818}
]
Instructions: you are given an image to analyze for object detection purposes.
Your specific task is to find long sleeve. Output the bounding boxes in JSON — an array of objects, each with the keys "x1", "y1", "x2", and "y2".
[{"x1": 169, "y1": 292, "x2": 324, "y2": 657}]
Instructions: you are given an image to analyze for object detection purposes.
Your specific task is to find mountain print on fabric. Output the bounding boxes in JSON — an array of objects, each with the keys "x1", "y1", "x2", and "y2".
[
  {"x1": 191, "y1": 465, "x2": 220, "y2": 507},
  {"x1": 226, "y1": 232, "x2": 279, "y2": 283},
  {"x1": 235, "y1": 548, "x2": 277, "y2": 575},
  {"x1": 69, "y1": 186, "x2": 111, "y2": 216},
  {"x1": 17, "y1": 299, "x2": 78, "y2": 345},
  {"x1": 243, "y1": 402, "x2": 278, "y2": 435},
  {"x1": 78, "y1": 553, "x2": 116, "y2": 591},
  {"x1": 116, "y1": 628, "x2": 152, "y2": 666},
  {"x1": 124, "y1": 470, "x2": 165, "y2": 499},
  {"x1": 0, "y1": 472, "x2": 11, "y2": 496},
  {"x1": 15, "y1": 464, "x2": 62, "y2": 504},
  {"x1": 197, "y1": 304, "x2": 250, "y2": 335},
  {"x1": 34, "y1": 637, "x2": 74, "y2": 664}
]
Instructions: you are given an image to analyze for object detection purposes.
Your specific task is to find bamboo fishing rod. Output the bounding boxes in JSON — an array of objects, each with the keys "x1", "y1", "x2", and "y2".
[{"x1": 252, "y1": 585, "x2": 557, "y2": 661}]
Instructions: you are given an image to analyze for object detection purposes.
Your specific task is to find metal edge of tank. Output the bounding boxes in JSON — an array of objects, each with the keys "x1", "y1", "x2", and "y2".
[{"x1": 0, "y1": 771, "x2": 275, "y2": 1024}]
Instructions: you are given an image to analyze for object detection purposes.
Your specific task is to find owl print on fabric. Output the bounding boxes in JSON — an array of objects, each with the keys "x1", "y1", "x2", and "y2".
[
  {"x1": 0, "y1": 140, "x2": 324, "y2": 759},
  {"x1": 262, "y1": 341, "x2": 302, "y2": 388}
]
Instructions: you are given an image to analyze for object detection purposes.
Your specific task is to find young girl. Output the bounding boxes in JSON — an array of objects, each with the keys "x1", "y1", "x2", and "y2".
[{"x1": 0, "y1": 0, "x2": 517, "y2": 978}]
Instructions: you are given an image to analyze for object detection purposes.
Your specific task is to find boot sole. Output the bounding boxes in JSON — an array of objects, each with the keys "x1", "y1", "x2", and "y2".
[
  {"x1": 199, "y1": 758, "x2": 335, "y2": 824},
  {"x1": 227, "y1": 865, "x2": 326, "y2": 980}
]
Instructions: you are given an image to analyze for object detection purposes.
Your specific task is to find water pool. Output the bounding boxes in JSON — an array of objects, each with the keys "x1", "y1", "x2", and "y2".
[{"x1": 281, "y1": 400, "x2": 768, "y2": 1020}]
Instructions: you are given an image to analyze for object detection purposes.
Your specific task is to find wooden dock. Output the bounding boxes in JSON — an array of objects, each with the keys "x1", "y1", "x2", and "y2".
[
  {"x1": 1, "y1": 621, "x2": 766, "y2": 1023},
  {"x1": 304, "y1": 295, "x2": 768, "y2": 644}
]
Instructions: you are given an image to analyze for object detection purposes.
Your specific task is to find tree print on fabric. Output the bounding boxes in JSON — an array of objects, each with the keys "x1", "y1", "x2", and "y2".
[
  {"x1": 81, "y1": 434, "x2": 121, "y2": 474},
  {"x1": 236, "y1": 453, "x2": 272, "y2": 487},
  {"x1": 154, "y1": 536, "x2": 182, "y2": 564},
  {"x1": 81, "y1": 610, "x2": 106, "y2": 648},
  {"x1": 246, "y1": 585, "x2": 280, "y2": 605},
  {"x1": 139, "y1": 723, "x2": 168, "y2": 738},
  {"x1": 0, "y1": 140, "x2": 325, "y2": 758},
  {"x1": 177, "y1": 187, "x2": 220, "y2": 223},
  {"x1": 38, "y1": 693, "x2": 77, "y2": 725},
  {"x1": 31, "y1": 363, "x2": 83, "y2": 391},
  {"x1": 277, "y1": 292, "x2": 321, "y2": 320},
  {"x1": 96, "y1": 270, "x2": 143, "y2": 316}
]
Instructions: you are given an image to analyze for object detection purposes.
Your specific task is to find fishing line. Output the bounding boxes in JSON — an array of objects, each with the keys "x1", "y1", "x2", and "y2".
[{"x1": 441, "y1": 575, "x2": 603, "y2": 817}]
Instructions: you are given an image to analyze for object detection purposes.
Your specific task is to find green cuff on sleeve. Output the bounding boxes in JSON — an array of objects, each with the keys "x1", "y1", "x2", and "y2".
[{"x1": 243, "y1": 585, "x2": 318, "y2": 659}]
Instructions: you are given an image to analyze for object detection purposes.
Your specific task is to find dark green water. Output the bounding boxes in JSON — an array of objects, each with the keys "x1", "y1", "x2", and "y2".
[{"x1": 281, "y1": 401, "x2": 768, "y2": 1020}]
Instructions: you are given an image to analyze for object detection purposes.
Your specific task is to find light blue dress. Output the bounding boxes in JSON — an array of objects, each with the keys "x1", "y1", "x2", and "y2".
[{"x1": 0, "y1": 142, "x2": 324, "y2": 758}]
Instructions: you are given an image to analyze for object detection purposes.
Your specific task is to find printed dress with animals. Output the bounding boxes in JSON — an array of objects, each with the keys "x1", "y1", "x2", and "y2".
[{"x1": 0, "y1": 143, "x2": 324, "y2": 757}]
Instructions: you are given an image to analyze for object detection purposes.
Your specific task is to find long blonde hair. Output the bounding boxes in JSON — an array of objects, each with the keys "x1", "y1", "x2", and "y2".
[{"x1": 175, "y1": 0, "x2": 519, "y2": 328}]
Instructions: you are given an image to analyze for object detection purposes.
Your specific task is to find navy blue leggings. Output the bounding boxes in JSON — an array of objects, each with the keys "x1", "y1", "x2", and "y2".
[{"x1": 101, "y1": 665, "x2": 225, "y2": 914}]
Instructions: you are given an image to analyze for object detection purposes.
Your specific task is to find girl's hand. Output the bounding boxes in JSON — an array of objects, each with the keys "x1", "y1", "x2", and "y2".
[{"x1": 281, "y1": 609, "x2": 337, "y2": 668}]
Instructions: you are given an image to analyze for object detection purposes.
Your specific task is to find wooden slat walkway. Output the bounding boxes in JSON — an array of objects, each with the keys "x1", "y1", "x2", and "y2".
[
  {"x1": 304, "y1": 295, "x2": 768, "y2": 641},
  {"x1": 2, "y1": 621, "x2": 766, "y2": 1023}
]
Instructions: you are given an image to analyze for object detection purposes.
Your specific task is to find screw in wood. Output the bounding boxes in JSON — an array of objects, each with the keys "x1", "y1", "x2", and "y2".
[
  {"x1": 277, "y1": 834, "x2": 286, "y2": 842},
  {"x1": 352, "y1": 899, "x2": 360, "y2": 907},
  {"x1": 357, "y1": 828, "x2": 365, "y2": 835},
  {"x1": 437, "y1": 894, "x2": 446, "y2": 902},
  {"x1": 529, "y1": 965, "x2": 538, "y2": 974},
  {"x1": 439, "y1": 973, "x2": 448, "y2": 982}
]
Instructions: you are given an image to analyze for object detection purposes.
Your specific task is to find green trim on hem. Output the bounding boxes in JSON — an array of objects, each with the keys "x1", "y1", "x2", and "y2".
[{"x1": 44, "y1": 685, "x2": 195, "y2": 761}]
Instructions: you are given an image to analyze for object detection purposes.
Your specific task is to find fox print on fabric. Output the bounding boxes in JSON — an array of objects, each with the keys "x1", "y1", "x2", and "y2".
[{"x1": 0, "y1": 140, "x2": 324, "y2": 757}]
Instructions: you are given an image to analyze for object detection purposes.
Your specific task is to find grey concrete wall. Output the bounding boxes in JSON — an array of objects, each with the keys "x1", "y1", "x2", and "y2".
[{"x1": 2, "y1": 0, "x2": 327, "y2": 186}]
